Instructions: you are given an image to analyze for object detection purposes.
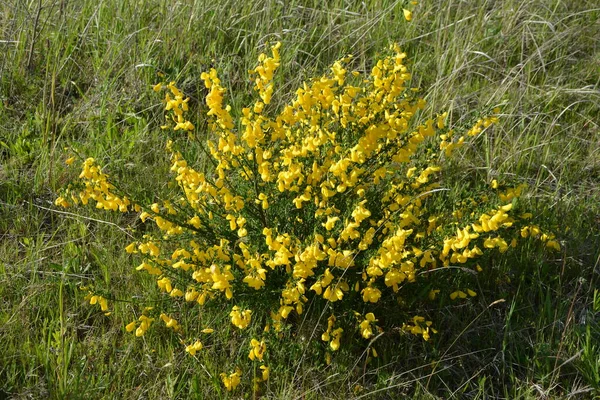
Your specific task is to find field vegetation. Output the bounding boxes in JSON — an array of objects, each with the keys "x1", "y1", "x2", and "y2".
[{"x1": 1, "y1": 0, "x2": 599, "y2": 398}]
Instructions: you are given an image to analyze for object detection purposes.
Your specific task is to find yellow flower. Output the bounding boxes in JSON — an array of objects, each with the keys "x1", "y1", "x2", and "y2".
[
  {"x1": 157, "y1": 277, "x2": 173, "y2": 293},
  {"x1": 89, "y1": 295, "x2": 108, "y2": 311},
  {"x1": 450, "y1": 290, "x2": 467, "y2": 300},
  {"x1": 248, "y1": 338, "x2": 267, "y2": 361},
  {"x1": 188, "y1": 215, "x2": 202, "y2": 229},
  {"x1": 260, "y1": 365, "x2": 270, "y2": 381},
  {"x1": 546, "y1": 240, "x2": 560, "y2": 251},
  {"x1": 323, "y1": 216, "x2": 340, "y2": 231},
  {"x1": 330, "y1": 328, "x2": 343, "y2": 351},
  {"x1": 230, "y1": 306, "x2": 252, "y2": 329},
  {"x1": 125, "y1": 242, "x2": 137, "y2": 253},
  {"x1": 185, "y1": 340, "x2": 203, "y2": 356},
  {"x1": 428, "y1": 289, "x2": 440, "y2": 300},
  {"x1": 226, "y1": 214, "x2": 237, "y2": 230},
  {"x1": 361, "y1": 286, "x2": 381, "y2": 303},
  {"x1": 403, "y1": 9, "x2": 413, "y2": 21},
  {"x1": 257, "y1": 193, "x2": 269, "y2": 209},
  {"x1": 160, "y1": 313, "x2": 179, "y2": 329},
  {"x1": 134, "y1": 315, "x2": 153, "y2": 337},
  {"x1": 220, "y1": 369, "x2": 241, "y2": 391},
  {"x1": 359, "y1": 313, "x2": 377, "y2": 339},
  {"x1": 54, "y1": 196, "x2": 70, "y2": 208}
]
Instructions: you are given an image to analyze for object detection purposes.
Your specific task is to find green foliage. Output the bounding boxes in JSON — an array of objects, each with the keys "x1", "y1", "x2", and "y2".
[{"x1": 1, "y1": 0, "x2": 599, "y2": 398}]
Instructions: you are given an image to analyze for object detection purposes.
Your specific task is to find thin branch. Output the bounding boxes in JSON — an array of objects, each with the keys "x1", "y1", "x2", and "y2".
[{"x1": 26, "y1": 201, "x2": 135, "y2": 239}]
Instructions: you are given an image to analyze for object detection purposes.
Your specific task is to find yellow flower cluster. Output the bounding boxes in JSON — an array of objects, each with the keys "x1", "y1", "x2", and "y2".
[
  {"x1": 248, "y1": 338, "x2": 266, "y2": 361},
  {"x1": 160, "y1": 313, "x2": 182, "y2": 333},
  {"x1": 520, "y1": 224, "x2": 561, "y2": 250},
  {"x1": 358, "y1": 312, "x2": 378, "y2": 339},
  {"x1": 57, "y1": 41, "x2": 561, "y2": 389},
  {"x1": 220, "y1": 369, "x2": 241, "y2": 391},
  {"x1": 185, "y1": 340, "x2": 203, "y2": 356},
  {"x1": 125, "y1": 307, "x2": 155, "y2": 337},
  {"x1": 55, "y1": 158, "x2": 136, "y2": 212},
  {"x1": 402, "y1": 315, "x2": 437, "y2": 341},
  {"x1": 158, "y1": 82, "x2": 195, "y2": 133},
  {"x1": 88, "y1": 294, "x2": 108, "y2": 313},
  {"x1": 184, "y1": 328, "x2": 214, "y2": 356},
  {"x1": 321, "y1": 315, "x2": 344, "y2": 351},
  {"x1": 247, "y1": 337, "x2": 270, "y2": 388},
  {"x1": 230, "y1": 306, "x2": 252, "y2": 329}
]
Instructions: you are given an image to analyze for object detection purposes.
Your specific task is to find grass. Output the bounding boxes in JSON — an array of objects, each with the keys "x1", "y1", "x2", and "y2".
[{"x1": 1, "y1": 0, "x2": 599, "y2": 398}]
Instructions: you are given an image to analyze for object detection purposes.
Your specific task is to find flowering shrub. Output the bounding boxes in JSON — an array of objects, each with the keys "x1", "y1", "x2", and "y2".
[{"x1": 56, "y1": 42, "x2": 560, "y2": 391}]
